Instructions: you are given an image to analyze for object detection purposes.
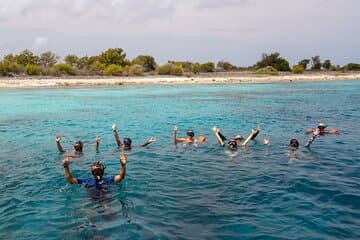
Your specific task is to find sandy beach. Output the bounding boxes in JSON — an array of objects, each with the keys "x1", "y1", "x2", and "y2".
[{"x1": 0, "y1": 71, "x2": 359, "y2": 88}]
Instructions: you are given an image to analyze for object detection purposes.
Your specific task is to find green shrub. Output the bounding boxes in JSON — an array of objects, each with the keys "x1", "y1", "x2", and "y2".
[
  {"x1": 129, "y1": 64, "x2": 143, "y2": 76},
  {"x1": 344, "y1": 63, "x2": 360, "y2": 71},
  {"x1": 200, "y1": 62, "x2": 215, "y2": 72},
  {"x1": 53, "y1": 63, "x2": 75, "y2": 75},
  {"x1": 292, "y1": 64, "x2": 304, "y2": 74},
  {"x1": 253, "y1": 66, "x2": 279, "y2": 75},
  {"x1": 25, "y1": 64, "x2": 40, "y2": 75},
  {"x1": 217, "y1": 61, "x2": 236, "y2": 71},
  {"x1": 157, "y1": 64, "x2": 171, "y2": 75},
  {"x1": 170, "y1": 65, "x2": 184, "y2": 76},
  {"x1": 104, "y1": 64, "x2": 123, "y2": 76},
  {"x1": 191, "y1": 63, "x2": 201, "y2": 74},
  {"x1": 254, "y1": 52, "x2": 290, "y2": 71},
  {"x1": 132, "y1": 55, "x2": 156, "y2": 72}
]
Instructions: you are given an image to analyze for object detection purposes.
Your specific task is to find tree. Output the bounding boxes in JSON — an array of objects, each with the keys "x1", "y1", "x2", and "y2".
[
  {"x1": 1, "y1": 54, "x2": 22, "y2": 74},
  {"x1": 26, "y1": 64, "x2": 40, "y2": 75},
  {"x1": 255, "y1": 52, "x2": 290, "y2": 71},
  {"x1": 191, "y1": 63, "x2": 201, "y2": 74},
  {"x1": 129, "y1": 64, "x2": 143, "y2": 76},
  {"x1": 322, "y1": 59, "x2": 332, "y2": 70},
  {"x1": 311, "y1": 55, "x2": 321, "y2": 71},
  {"x1": 53, "y1": 63, "x2": 75, "y2": 75},
  {"x1": 344, "y1": 63, "x2": 360, "y2": 71},
  {"x1": 98, "y1": 48, "x2": 127, "y2": 66},
  {"x1": 157, "y1": 64, "x2": 171, "y2": 75},
  {"x1": 168, "y1": 61, "x2": 192, "y2": 72},
  {"x1": 14, "y1": 50, "x2": 39, "y2": 66},
  {"x1": 64, "y1": 55, "x2": 79, "y2": 68},
  {"x1": 292, "y1": 64, "x2": 304, "y2": 74},
  {"x1": 298, "y1": 59, "x2": 310, "y2": 70},
  {"x1": 103, "y1": 64, "x2": 123, "y2": 76},
  {"x1": 39, "y1": 51, "x2": 58, "y2": 68},
  {"x1": 132, "y1": 55, "x2": 156, "y2": 72},
  {"x1": 200, "y1": 62, "x2": 215, "y2": 72},
  {"x1": 170, "y1": 64, "x2": 184, "y2": 76},
  {"x1": 217, "y1": 61, "x2": 236, "y2": 71}
]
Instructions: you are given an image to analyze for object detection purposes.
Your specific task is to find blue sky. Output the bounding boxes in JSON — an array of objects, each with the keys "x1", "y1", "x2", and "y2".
[{"x1": 0, "y1": 0, "x2": 359, "y2": 66}]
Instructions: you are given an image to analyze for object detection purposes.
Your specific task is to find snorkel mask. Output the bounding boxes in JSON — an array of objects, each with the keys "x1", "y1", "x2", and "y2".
[
  {"x1": 91, "y1": 161, "x2": 105, "y2": 181},
  {"x1": 289, "y1": 139, "x2": 299, "y2": 149},
  {"x1": 123, "y1": 138, "x2": 132, "y2": 150},
  {"x1": 186, "y1": 130, "x2": 195, "y2": 138},
  {"x1": 73, "y1": 141, "x2": 83, "y2": 152},
  {"x1": 228, "y1": 139, "x2": 238, "y2": 150}
]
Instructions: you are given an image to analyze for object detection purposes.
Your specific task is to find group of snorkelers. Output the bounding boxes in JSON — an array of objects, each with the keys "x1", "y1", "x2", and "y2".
[{"x1": 58, "y1": 122, "x2": 338, "y2": 188}]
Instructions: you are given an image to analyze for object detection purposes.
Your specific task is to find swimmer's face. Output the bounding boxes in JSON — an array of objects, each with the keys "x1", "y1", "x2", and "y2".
[
  {"x1": 289, "y1": 139, "x2": 299, "y2": 149},
  {"x1": 123, "y1": 138, "x2": 132, "y2": 150},
  {"x1": 73, "y1": 141, "x2": 83, "y2": 152},
  {"x1": 91, "y1": 165, "x2": 104, "y2": 180},
  {"x1": 228, "y1": 141, "x2": 237, "y2": 150}
]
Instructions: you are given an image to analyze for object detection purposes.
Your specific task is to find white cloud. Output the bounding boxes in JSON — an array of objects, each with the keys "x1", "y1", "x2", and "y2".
[
  {"x1": 32, "y1": 37, "x2": 48, "y2": 50},
  {"x1": 0, "y1": 0, "x2": 359, "y2": 65}
]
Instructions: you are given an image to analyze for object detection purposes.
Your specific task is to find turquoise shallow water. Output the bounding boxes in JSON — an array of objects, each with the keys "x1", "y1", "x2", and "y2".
[{"x1": 0, "y1": 81, "x2": 359, "y2": 239}]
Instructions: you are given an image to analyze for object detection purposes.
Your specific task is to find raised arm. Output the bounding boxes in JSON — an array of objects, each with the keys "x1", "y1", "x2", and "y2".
[
  {"x1": 95, "y1": 136, "x2": 100, "y2": 152},
  {"x1": 305, "y1": 130, "x2": 320, "y2": 147},
  {"x1": 56, "y1": 135, "x2": 66, "y2": 153},
  {"x1": 242, "y1": 128, "x2": 258, "y2": 147},
  {"x1": 250, "y1": 125, "x2": 261, "y2": 140},
  {"x1": 212, "y1": 126, "x2": 225, "y2": 147},
  {"x1": 62, "y1": 155, "x2": 78, "y2": 184},
  {"x1": 173, "y1": 126, "x2": 185, "y2": 143},
  {"x1": 112, "y1": 124, "x2": 122, "y2": 148},
  {"x1": 140, "y1": 137, "x2": 157, "y2": 147},
  {"x1": 114, "y1": 153, "x2": 127, "y2": 183}
]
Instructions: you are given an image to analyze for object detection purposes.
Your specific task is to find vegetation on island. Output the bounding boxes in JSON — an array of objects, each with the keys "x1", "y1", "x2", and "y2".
[{"x1": 0, "y1": 48, "x2": 359, "y2": 77}]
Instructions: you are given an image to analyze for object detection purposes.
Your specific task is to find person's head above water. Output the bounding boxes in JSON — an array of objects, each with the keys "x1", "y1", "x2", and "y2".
[
  {"x1": 289, "y1": 139, "x2": 299, "y2": 149},
  {"x1": 73, "y1": 141, "x2": 83, "y2": 152},
  {"x1": 186, "y1": 130, "x2": 195, "y2": 138},
  {"x1": 317, "y1": 122, "x2": 327, "y2": 130},
  {"x1": 91, "y1": 161, "x2": 105, "y2": 181},
  {"x1": 123, "y1": 138, "x2": 132, "y2": 150},
  {"x1": 228, "y1": 139, "x2": 238, "y2": 150}
]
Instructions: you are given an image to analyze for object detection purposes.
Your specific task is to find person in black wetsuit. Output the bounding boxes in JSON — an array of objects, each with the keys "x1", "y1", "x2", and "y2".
[{"x1": 62, "y1": 153, "x2": 126, "y2": 187}]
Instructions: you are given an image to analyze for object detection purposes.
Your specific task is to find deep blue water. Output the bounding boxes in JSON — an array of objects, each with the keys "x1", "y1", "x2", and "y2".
[{"x1": 0, "y1": 81, "x2": 359, "y2": 239}]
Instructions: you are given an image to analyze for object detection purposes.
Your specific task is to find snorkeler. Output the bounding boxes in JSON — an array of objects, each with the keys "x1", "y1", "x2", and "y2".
[
  {"x1": 112, "y1": 124, "x2": 156, "y2": 151},
  {"x1": 62, "y1": 152, "x2": 126, "y2": 186},
  {"x1": 56, "y1": 134, "x2": 100, "y2": 157},
  {"x1": 213, "y1": 125, "x2": 268, "y2": 149},
  {"x1": 304, "y1": 122, "x2": 339, "y2": 147},
  {"x1": 173, "y1": 126, "x2": 207, "y2": 143},
  {"x1": 306, "y1": 122, "x2": 339, "y2": 135}
]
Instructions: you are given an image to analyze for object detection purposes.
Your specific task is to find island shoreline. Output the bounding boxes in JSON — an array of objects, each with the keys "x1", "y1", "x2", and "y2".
[{"x1": 1, "y1": 72, "x2": 359, "y2": 88}]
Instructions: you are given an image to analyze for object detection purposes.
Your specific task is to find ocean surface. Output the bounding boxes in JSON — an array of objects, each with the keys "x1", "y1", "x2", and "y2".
[{"x1": 0, "y1": 81, "x2": 359, "y2": 239}]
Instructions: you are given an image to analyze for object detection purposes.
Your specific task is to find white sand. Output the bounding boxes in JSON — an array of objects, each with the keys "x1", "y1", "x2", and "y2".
[{"x1": 0, "y1": 72, "x2": 359, "y2": 88}]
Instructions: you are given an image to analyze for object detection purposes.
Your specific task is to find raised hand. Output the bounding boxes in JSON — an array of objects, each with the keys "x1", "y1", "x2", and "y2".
[
  {"x1": 264, "y1": 136, "x2": 270, "y2": 145},
  {"x1": 112, "y1": 123, "x2": 116, "y2": 131},
  {"x1": 148, "y1": 137, "x2": 157, "y2": 143},
  {"x1": 96, "y1": 136, "x2": 101, "y2": 143},
  {"x1": 174, "y1": 126, "x2": 178, "y2": 132},
  {"x1": 56, "y1": 134, "x2": 62, "y2": 142},
  {"x1": 120, "y1": 152, "x2": 127, "y2": 165},
  {"x1": 62, "y1": 155, "x2": 70, "y2": 166}
]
